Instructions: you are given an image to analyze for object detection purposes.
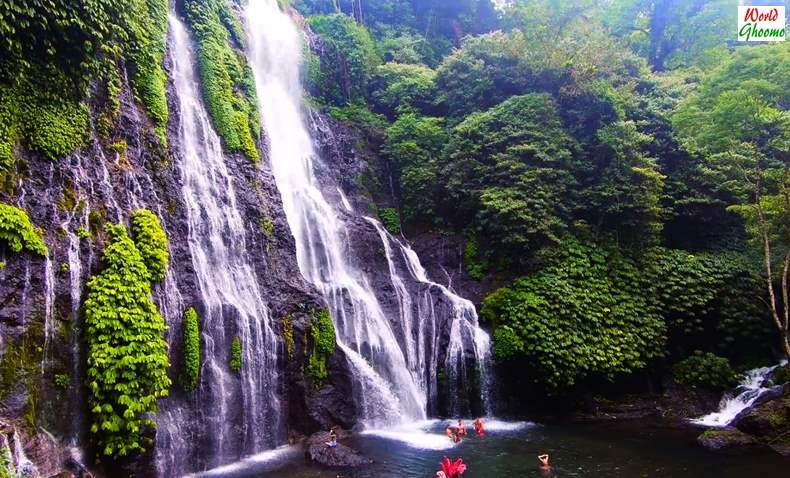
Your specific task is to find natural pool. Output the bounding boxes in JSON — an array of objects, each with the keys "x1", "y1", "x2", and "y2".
[{"x1": 194, "y1": 419, "x2": 788, "y2": 477}]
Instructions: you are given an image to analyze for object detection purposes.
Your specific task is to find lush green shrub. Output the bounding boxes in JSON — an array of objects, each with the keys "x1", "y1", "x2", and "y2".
[
  {"x1": 649, "y1": 248, "x2": 769, "y2": 355},
  {"x1": 440, "y1": 93, "x2": 577, "y2": 261},
  {"x1": 383, "y1": 113, "x2": 447, "y2": 226},
  {"x1": 308, "y1": 14, "x2": 380, "y2": 105},
  {"x1": 492, "y1": 326, "x2": 523, "y2": 360},
  {"x1": 84, "y1": 224, "x2": 170, "y2": 457},
  {"x1": 0, "y1": 203, "x2": 48, "y2": 256},
  {"x1": 370, "y1": 62, "x2": 437, "y2": 117},
  {"x1": 126, "y1": 0, "x2": 170, "y2": 143},
  {"x1": 306, "y1": 309, "x2": 335, "y2": 382},
  {"x1": 377, "y1": 207, "x2": 401, "y2": 234},
  {"x1": 463, "y1": 237, "x2": 487, "y2": 281},
  {"x1": 185, "y1": 0, "x2": 260, "y2": 162},
  {"x1": 0, "y1": 79, "x2": 88, "y2": 165},
  {"x1": 0, "y1": 0, "x2": 173, "y2": 162},
  {"x1": 130, "y1": 209, "x2": 169, "y2": 281},
  {"x1": 282, "y1": 315, "x2": 294, "y2": 359},
  {"x1": 0, "y1": 439, "x2": 13, "y2": 478},
  {"x1": 673, "y1": 352, "x2": 741, "y2": 390},
  {"x1": 328, "y1": 102, "x2": 388, "y2": 131},
  {"x1": 259, "y1": 213, "x2": 275, "y2": 238},
  {"x1": 230, "y1": 336, "x2": 242, "y2": 373},
  {"x1": 182, "y1": 307, "x2": 201, "y2": 392},
  {"x1": 482, "y1": 240, "x2": 665, "y2": 389},
  {"x1": 54, "y1": 373, "x2": 70, "y2": 390}
]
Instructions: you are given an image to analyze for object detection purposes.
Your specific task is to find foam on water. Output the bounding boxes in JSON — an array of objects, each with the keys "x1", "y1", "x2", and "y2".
[
  {"x1": 483, "y1": 419, "x2": 534, "y2": 432},
  {"x1": 362, "y1": 418, "x2": 532, "y2": 450},
  {"x1": 190, "y1": 445, "x2": 300, "y2": 477},
  {"x1": 362, "y1": 420, "x2": 455, "y2": 450}
]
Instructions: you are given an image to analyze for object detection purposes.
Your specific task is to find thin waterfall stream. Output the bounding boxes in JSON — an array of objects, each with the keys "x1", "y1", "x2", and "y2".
[{"x1": 155, "y1": 14, "x2": 282, "y2": 475}]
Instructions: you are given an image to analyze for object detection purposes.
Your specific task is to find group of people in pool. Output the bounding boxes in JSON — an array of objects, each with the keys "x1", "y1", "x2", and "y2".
[{"x1": 445, "y1": 418, "x2": 486, "y2": 443}]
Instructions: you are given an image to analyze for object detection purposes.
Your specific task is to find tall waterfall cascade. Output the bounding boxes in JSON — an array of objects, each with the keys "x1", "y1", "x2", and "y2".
[
  {"x1": 244, "y1": 0, "x2": 492, "y2": 426},
  {"x1": 155, "y1": 15, "x2": 282, "y2": 475}
]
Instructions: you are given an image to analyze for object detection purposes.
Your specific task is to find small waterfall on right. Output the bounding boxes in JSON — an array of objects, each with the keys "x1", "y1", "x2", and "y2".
[
  {"x1": 245, "y1": 0, "x2": 491, "y2": 426},
  {"x1": 692, "y1": 362, "x2": 787, "y2": 427}
]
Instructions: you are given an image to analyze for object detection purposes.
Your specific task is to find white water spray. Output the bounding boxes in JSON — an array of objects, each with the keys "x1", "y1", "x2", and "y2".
[{"x1": 691, "y1": 362, "x2": 786, "y2": 427}]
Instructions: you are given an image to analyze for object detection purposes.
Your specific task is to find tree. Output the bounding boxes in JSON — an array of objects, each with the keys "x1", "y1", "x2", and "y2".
[
  {"x1": 578, "y1": 121, "x2": 665, "y2": 248},
  {"x1": 369, "y1": 62, "x2": 438, "y2": 117},
  {"x1": 308, "y1": 14, "x2": 381, "y2": 105},
  {"x1": 673, "y1": 44, "x2": 790, "y2": 376},
  {"x1": 383, "y1": 113, "x2": 447, "y2": 225},
  {"x1": 440, "y1": 93, "x2": 578, "y2": 261},
  {"x1": 605, "y1": 0, "x2": 734, "y2": 70}
]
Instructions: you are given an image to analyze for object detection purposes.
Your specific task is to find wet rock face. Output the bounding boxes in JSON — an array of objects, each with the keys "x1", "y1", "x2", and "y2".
[{"x1": 0, "y1": 59, "x2": 356, "y2": 475}]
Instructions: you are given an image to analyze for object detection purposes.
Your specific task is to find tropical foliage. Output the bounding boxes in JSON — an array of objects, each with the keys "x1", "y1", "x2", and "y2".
[
  {"x1": 84, "y1": 224, "x2": 170, "y2": 457},
  {"x1": 0, "y1": 203, "x2": 47, "y2": 256},
  {"x1": 182, "y1": 307, "x2": 201, "y2": 392}
]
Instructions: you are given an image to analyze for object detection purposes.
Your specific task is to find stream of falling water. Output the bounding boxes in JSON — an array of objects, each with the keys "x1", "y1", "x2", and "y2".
[
  {"x1": 245, "y1": 0, "x2": 491, "y2": 426},
  {"x1": 155, "y1": 14, "x2": 282, "y2": 475}
]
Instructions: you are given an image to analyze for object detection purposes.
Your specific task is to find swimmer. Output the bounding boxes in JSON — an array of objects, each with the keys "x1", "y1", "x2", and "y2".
[
  {"x1": 538, "y1": 453, "x2": 550, "y2": 467},
  {"x1": 473, "y1": 417, "x2": 485, "y2": 437},
  {"x1": 456, "y1": 419, "x2": 467, "y2": 436}
]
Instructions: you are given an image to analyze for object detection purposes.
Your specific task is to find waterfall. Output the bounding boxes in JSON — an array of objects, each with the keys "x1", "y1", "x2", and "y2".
[
  {"x1": 368, "y1": 220, "x2": 492, "y2": 415},
  {"x1": 244, "y1": 0, "x2": 491, "y2": 424},
  {"x1": 41, "y1": 255, "x2": 56, "y2": 371},
  {"x1": 691, "y1": 362, "x2": 787, "y2": 427},
  {"x1": 10, "y1": 428, "x2": 36, "y2": 478},
  {"x1": 155, "y1": 14, "x2": 282, "y2": 474}
]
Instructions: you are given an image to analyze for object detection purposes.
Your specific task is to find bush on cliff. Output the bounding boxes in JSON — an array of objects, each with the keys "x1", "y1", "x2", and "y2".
[{"x1": 84, "y1": 224, "x2": 170, "y2": 457}]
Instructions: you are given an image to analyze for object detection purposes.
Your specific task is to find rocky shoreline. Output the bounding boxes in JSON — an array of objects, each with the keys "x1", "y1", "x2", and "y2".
[{"x1": 562, "y1": 384, "x2": 790, "y2": 458}]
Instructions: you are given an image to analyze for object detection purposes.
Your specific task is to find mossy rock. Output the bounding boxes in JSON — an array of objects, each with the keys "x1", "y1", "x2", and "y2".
[
  {"x1": 698, "y1": 427, "x2": 759, "y2": 451},
  {"x1": 736, "y1": 396, "x2": 790, "y2": 438}
]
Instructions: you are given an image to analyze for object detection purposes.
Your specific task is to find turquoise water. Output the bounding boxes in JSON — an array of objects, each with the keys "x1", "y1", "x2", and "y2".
[{"x1": 196, "y1": 419, "x2": 788, "y2": 477}]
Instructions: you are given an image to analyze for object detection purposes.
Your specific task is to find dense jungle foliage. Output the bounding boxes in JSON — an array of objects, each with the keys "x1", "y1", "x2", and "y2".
[{"x1": 297, "y1": 0, "x2": 790, "y2": 393}]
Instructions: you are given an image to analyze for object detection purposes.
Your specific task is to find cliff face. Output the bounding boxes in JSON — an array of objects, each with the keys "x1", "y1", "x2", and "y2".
[{"x1": 0, "y1": 46, "x2": 360, "y2": 475}]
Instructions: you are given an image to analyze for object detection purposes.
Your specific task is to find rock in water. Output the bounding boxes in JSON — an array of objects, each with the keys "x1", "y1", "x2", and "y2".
[
  {"x1": 305, "y1": 431, "x2": 372, "y2": 468},
  {"x1": 697, "y1": 427, "x2": 759, "y2": 451}
]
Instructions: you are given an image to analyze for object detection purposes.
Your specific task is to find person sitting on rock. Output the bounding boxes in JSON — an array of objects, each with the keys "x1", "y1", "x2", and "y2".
[{"x1": 325, "y1": 428, "x2": 338, "y2": 449}]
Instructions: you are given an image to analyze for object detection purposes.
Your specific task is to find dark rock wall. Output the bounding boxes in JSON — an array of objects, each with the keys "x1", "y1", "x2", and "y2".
[{"x1": 0, "y1": 53, "x2": 358, "y2": 475}]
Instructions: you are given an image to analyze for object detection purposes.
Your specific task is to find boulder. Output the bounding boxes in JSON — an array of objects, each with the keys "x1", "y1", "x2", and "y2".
[
  {"x1": 697, "y1": 427, "x2": 760, "y2": 451},
  {"x1": 735, "y1": 395, "x2": 790, "y2": 437},
  {"x1": 305, "y1": 430, "x2": 372, "y2": 469}
]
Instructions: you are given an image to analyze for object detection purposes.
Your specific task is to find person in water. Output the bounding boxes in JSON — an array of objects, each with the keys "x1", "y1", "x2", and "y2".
[
  {"x1": 446, "y1": 424, "x2": 461, "y2": 443},
  {"x1": 538, "y1": 453, "x2": 550, "y2": 467},
  {"x1": 456, "y1": 419, "x2": 467, "y2": 436},
  {"x1": 473, "y1": 417, "x2": 485, "y2": 437}
]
